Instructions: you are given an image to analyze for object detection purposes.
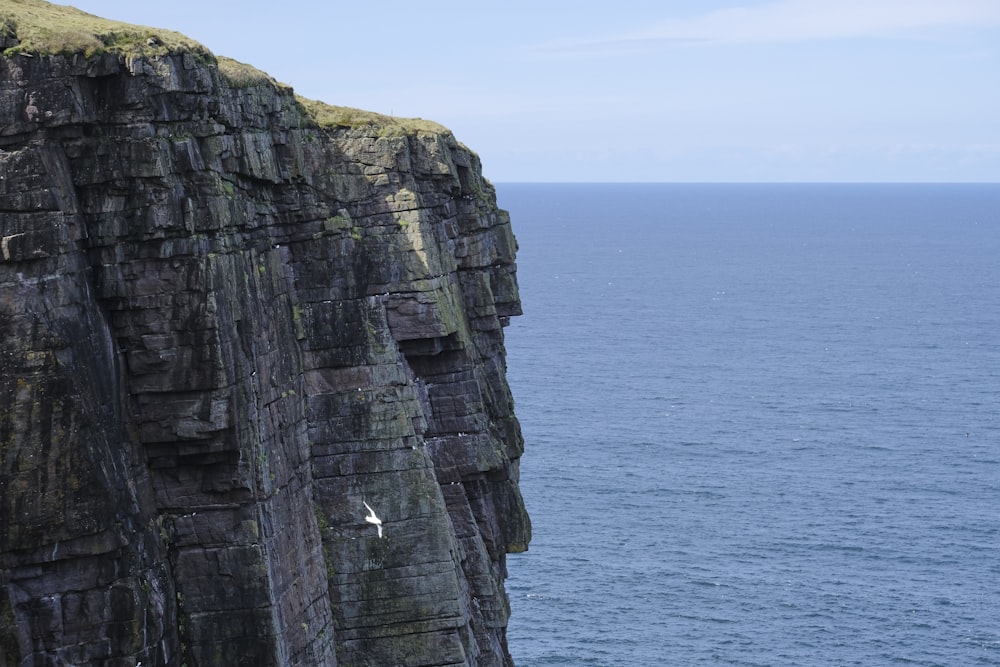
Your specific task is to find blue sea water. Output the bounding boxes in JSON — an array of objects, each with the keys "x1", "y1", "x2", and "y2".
[{"x1": 498, "y1": 184, "x2": 1000, "y2": 667}]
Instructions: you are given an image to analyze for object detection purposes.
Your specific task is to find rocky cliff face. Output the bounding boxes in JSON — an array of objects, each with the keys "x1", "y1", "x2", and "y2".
[{"x1": 0, "y1": 4, "x2": 529, "y2": 665}]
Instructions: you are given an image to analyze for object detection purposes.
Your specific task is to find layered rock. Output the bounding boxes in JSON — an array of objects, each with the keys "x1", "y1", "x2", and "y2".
[{"x1": 0, "y1": 3, "x2": 529, "y2": 665}]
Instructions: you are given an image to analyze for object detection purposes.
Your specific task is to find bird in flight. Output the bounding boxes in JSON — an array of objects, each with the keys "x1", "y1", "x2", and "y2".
[{"x1": 363, "y1": 501, "x2": 383, "y2": 538}]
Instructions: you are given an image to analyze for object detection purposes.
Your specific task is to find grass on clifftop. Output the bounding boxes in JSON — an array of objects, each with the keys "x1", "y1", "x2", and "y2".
[
  {"x1": 1, "y1": 0, "x2": 450, "y2": 138},
  {"x1": 297, "y1": 96, "x2": 449, "y2": 137},
  {"x1": 0, "y1": 0, "x2": 210, "y2": 58},
  {"x1": 216, "y1": 55, "x2": 288, "y2": 89}
]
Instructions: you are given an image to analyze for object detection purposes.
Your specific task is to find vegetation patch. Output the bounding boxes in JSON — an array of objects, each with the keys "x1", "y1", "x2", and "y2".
[
  {"x1": 217, "y1": 55, "x2": 288, "y2": 89},
  {"x1": 0, "y1": 0, "x2": 211, "y2": 58},
  {"x1": 296, "y1": 95, "x2": 449, "y2": 138}
]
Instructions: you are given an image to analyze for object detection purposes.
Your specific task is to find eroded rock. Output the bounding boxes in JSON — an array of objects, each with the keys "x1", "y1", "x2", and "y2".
[{"x1": 0, "y1": 10, "x2": 529, "y2": 666}]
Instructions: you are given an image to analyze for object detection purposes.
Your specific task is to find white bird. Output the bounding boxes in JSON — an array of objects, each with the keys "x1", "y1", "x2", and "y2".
[{"x1": 363, "y1": 501, "x2": 383, "y2": 538}]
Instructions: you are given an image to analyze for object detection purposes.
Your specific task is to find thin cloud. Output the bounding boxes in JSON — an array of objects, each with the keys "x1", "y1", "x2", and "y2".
[
  {"x1": 533, "y1": 0, "x2": 1000, "y2": 58},
  {"x1": 632, "y1": 0, "x2": 1000, "y2": 43}
]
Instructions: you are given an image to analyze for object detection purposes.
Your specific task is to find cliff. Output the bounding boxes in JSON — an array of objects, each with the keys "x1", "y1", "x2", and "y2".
[{"x1": 0, "y1": 2, "x2": 530, "y2": 665}]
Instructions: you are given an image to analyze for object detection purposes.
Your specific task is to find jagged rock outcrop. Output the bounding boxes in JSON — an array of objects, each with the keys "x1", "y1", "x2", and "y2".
[{"x1": 0, "y1": 2, "x2": 530, "y2": 665}]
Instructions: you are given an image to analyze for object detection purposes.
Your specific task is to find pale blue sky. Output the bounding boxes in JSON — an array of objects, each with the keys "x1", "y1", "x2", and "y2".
[{"x1": 68, "y1": 0, "x2": 1000, "y2": 182}]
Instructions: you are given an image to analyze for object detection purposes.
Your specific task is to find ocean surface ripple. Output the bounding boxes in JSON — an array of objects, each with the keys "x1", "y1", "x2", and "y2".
[{"x1": 500, "y1": 184, "x2": 1000, "y2": 667}]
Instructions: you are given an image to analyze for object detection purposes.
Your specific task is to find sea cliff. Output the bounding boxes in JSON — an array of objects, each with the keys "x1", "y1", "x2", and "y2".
[{"x1": 0, "y1": 2, "x2": 530, "y2": 665}]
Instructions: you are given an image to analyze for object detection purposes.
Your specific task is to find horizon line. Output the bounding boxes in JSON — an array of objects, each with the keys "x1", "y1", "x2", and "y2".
[{"x1": 491, "y1": 180, "x2": 1000, "y2": 185}]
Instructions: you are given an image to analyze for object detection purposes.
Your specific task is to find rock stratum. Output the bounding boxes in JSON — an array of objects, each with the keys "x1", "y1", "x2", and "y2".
[{"x1": 0, "y1": 2, "x2": 530, "y2": 665}]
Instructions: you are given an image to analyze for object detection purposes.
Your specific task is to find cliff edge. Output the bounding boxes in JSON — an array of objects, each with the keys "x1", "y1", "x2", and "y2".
[{"x1": 0, "y1": 2, "x2": 530, "y2": 665}]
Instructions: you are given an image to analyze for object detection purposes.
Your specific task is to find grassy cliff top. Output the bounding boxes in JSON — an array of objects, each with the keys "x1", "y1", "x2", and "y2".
[
  {"x1": 0, "y1": 0, "x2": 210, "y2": 57},
  {"x1": 1, "y1": 0, "x2": 451, "y2": 138},
  {"x1": 296, "y1": 97, "x2": 450, "y2": 137}
]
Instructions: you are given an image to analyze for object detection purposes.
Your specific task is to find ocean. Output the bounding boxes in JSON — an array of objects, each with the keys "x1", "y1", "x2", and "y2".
[{"x1": 497, "y1": 184, "x2": 1000, "y2": 667}]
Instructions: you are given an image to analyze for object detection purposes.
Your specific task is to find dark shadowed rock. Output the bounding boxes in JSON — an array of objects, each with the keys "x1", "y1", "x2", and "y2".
[{"x1": 0, "y1": 2, "x2": 530, "y2": 665}]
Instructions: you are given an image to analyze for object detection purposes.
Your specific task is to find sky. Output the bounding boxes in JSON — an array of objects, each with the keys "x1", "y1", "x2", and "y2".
[{"x1": 66, "y1": 0, "x2": 1000, "y2": 182}]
